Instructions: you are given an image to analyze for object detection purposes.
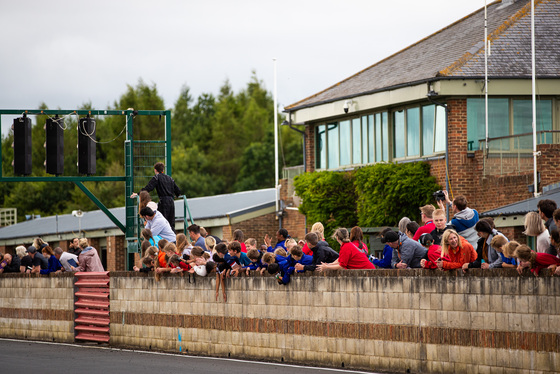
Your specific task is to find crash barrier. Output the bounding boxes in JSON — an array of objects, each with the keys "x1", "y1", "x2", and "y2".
[
  {"x1": 74, "y1": 271, "x2": 110, "y2": 343},
  {"x1": 0, "y1": 269, "x2": 559, "y2": 373}
]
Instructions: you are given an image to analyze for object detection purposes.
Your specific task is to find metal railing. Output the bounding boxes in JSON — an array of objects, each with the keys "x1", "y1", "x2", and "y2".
[{"x1": 477, "y1": 130, "x2": 560, "y2": 176}]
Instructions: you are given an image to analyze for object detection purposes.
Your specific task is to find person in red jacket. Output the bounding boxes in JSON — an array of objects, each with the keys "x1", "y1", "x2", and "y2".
[
  {"x1": 413, "y1": 204, "x2": 436, "y2": 241},
  {"x1": 350, "y1": 226, "x2": 369, "y2": 256},
  {"x1": 317, "y1": 228, "x2": 375, "y2": 271},
  {"x1": 515, "y1": 244, "x2": 560, "y2": 276}
]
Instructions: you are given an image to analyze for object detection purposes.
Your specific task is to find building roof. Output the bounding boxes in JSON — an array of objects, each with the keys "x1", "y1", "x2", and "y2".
[
  {"x1": 482, "y1": 186, "x2": 560, "y2": 217},
  {"x1": 286, "y1": 0, "x2": 560, "y2": 111},
  {"x1": 0, "y1": 188, "x2": 276, "y2": 241}
]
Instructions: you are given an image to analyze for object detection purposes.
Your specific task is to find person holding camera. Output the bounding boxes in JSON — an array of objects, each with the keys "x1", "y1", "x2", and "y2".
[{"x1": 437, "y1": 190, "x2": 479, "y2": 249}]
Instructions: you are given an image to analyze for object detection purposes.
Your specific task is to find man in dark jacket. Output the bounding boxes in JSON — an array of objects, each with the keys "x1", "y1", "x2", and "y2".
[
  {"x1": 385, "y1": 230, "x2": 428, "y2": 269},
  {"x1": 294, "y1": 232, "x2": 339, "y2": 272},
  {"x1": 130, "y1": 162, "x2": 182, "y2": 230}
]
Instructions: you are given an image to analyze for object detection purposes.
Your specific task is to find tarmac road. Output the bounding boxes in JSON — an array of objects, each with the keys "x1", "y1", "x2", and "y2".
[{"x1": 0, "y1": 338, "x2": 381, "y2": 374}]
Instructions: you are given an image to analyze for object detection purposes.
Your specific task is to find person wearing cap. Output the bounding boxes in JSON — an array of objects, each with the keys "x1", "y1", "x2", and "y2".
[
  {"x1": 385, "y1": 230, "x2": 428, "y2": 269},
  {"x1": 27, "y1": 245, "x2": 48, "y2": 273}
]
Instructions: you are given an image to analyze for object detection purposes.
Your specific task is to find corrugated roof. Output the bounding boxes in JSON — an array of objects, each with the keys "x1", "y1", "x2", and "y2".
[
  {"x1": 0, "y1": 188, "x2": 276, "y2": 240},
  {"x1": 286, "y1": 0, "x2": 559, "y2": 111},
  {"x1": 482, "y1": 187, "x2": 560, "y2": 216}
]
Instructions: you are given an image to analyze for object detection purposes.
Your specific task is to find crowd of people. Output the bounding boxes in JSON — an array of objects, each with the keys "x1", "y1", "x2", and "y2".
[
  {"x1": 2, "y1": 188, "x2": 559, "y2": 302},
  {"x1": 0, "y1": 237, "x2": 104, "y2": 275}
]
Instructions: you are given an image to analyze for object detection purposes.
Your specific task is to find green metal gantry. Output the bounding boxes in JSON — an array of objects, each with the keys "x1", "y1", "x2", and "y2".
[{"x1": 0, "y1": 108, "x2": 172, "y2": 270}]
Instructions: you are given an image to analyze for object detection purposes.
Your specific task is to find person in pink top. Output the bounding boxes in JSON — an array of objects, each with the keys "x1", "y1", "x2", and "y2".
[
  {"x1": 413, "y1": 204, "x2": 436, "y2": 241},
  {"x1": 317, "y1": 228, "x2": 375, "y2": 271},
  {"x1": 74, "y1": 238, "x2": 104, "y2": 272}
]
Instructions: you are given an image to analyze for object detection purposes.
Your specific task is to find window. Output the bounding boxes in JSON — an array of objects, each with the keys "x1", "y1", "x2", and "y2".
[
  {"x1": 368, "y1": 115, "x2": 374, "y2": 163},
  {"x1": 467, "y1": 98, "x2": 552, "y2": 151},
  {"x1": 314, "y1": 110, "x2": 409, "y2": 170},
  {"x1": 393, "y1": 110, "x2": 405, "y2": 158},
  {"x1": 315, "y1": 124, "x2": 327, "y2": 169},
  {"x1": 434, "y1": 105, "x2": 446, "y2": 153},
  {"x1": 327, "y1": 123, "x2": 339, "y2": 169},
  {"x1": 407, "y1": 108, "x2": 420, "y2": 157},
  {"x1": 352, "y1": 118, "x2": 362, "y2": 164}
]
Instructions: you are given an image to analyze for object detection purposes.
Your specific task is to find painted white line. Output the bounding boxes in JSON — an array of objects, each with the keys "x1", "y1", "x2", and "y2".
[{"x1": 0, "y1": 338, "x2": 378, "y2": 373}]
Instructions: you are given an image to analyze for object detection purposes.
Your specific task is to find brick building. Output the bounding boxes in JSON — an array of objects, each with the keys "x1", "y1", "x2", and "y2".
[{"x1": 284, "y1": 0, "x2": 560, "y2": 227}]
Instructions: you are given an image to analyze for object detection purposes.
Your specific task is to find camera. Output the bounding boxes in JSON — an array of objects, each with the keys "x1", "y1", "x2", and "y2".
[{"x1": 433, "y1": 190, "x2": 446, "y2": 201}]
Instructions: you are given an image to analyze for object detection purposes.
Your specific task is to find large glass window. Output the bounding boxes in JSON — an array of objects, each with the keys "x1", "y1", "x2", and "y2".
[
  {"x1": 393, "y1": 110, "x2": 405, "y2": 158},
  {"x1": 315, "y1": 124, "x2": 326, "y2": 169},
  {"x1": 339, "y1": 120, "x2": 351, "y2": 166},
  {"x1": 352, "y1": 118, "x2": 362, "y2": 164},
  {"x1": 407, "y1": 108, "x2": 420, "y2": 157},
  {"x1": 381, "y1": 112, "x2": 389, "y2": 161},
  {"x1": 314, "y1": 109, "x2": 407, "y2": 170},
  {"x1": 327, "y1": 123, "x2": 339, "y2": 169},
  {"x1": 434, "y1": 105, "x2": 446, "y2": 152},
  {"x1": 422, "y1": 105, "x2": 435, "y2": 156},
  {"x1": 362, "y1": 114, "x2": 375, "y2": 163},
  {"x1": 467, "y1": 98, "x2": 553, "y2": 151},
  {"x1": 513, "y1": 99, "x2": 553, "y2": 148}
]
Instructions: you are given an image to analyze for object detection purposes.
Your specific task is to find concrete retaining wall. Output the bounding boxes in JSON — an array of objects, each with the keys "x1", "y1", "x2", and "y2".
[
  {"x1": 0, "y1": 272, "x2": 75, "y2": 342},
  {"x1": 1, "y1": 270, "x2": 559, "y2": 373}
]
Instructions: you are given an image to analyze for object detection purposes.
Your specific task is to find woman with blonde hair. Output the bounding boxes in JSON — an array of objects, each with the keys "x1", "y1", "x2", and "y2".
[
  {"x1": 524, "y1": 211, "x2": 549, "y2": 253},
  {"x1": 75, "y1": 238, "x2": 104, "y2": 272},
  {"x1": 302, "y1": 222, "x2": 325, "y2": 256},
  {"x1": 436, "y1": 229, "x2": 476, "y2": 270},
  {"x1": 204, "y1": 235, "x2": 216, "y2": 254}
]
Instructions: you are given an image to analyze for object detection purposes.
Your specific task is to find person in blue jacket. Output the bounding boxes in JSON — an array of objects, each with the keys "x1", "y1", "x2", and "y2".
[
  {"x1": 264, "y1": 228, "x2": 289, "y2": 253},
  {"x1": 40, "y1": 246, "x2": 62, "y2": 275},
  {"x1": 370, "y1": 228, "x2": 393, "y2": 269}
]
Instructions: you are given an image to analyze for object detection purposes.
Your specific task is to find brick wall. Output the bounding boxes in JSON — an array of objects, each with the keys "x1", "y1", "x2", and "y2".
[
  {"x1": 107, "y1": 270, "x2": 560, "y2": 373},
  {"x1": 222, "y1": 212, "x2": 279, "y2": 244},
  {"x1": 106, "y1": 235, "x2": 126, "y2": 272},
  {"x1": 305, "y1": 125, "x2": 315, "y2": 173},
  {"x1": 0, "y1": 272, "x2": 75, "y2": 342},
  {"x1": 2, "y1": 270, "x2": 559, "y2": 372}
]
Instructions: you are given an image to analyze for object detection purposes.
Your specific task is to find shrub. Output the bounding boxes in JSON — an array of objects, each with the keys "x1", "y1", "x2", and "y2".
[{"x1": 354, "y1": 162, "x2": 441, "y2": 227}]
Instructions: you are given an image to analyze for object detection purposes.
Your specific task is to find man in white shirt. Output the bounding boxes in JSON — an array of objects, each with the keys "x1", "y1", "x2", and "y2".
[
  {"x1": 140, "y1": 207, "x2": 176, "y2": 243},
  {"x1": 54, "y1": 247, "x2": 78, "y2": 272}
]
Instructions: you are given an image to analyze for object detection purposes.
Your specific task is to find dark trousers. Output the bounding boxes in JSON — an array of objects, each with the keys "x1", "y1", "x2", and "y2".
[{"x1": 158, "y1": 196, "x2": 175, "y2": 231}]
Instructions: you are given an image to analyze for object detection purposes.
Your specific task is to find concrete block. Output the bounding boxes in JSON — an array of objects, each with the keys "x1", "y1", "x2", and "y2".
[
  {"x1": 442, "y1": 294, "x2": 454, "y2": 311},
  {"x1": 420, "y1": 294, "x2": 431, "y2": 310},
  {"x1": 453, "y1": 294, "x2": 467, "y2": 311},
  {"x1": 430, "y1": 293, "x2": 443, "y2": 310},
  {"x1": 520, "y1": 313, "x2": 537, "y2": 332}
]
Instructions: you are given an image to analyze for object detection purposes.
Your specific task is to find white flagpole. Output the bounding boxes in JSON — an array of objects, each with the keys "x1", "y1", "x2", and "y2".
[
  {"x1": 484, "y1": 0, "x2": 489, "y2": 156},
  {"x1": 274, "y1": 58, "x2": 279, "y2": 214},
  {"x1": 531, "y1": 0, "x2": 538, "y2": 197}
]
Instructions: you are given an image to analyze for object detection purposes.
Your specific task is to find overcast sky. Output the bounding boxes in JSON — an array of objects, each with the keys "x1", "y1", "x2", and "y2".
[{"x1": 0, "y1": 0, "x2": 484, "y2": 135}]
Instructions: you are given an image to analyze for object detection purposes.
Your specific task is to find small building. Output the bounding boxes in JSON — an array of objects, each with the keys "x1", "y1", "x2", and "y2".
[
  {"x1": 481, "y1": 183, "x2": 560, "y2": 247},
  {"x1": 284, "y1": 0, "x2": 560, "y2": 214}
]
